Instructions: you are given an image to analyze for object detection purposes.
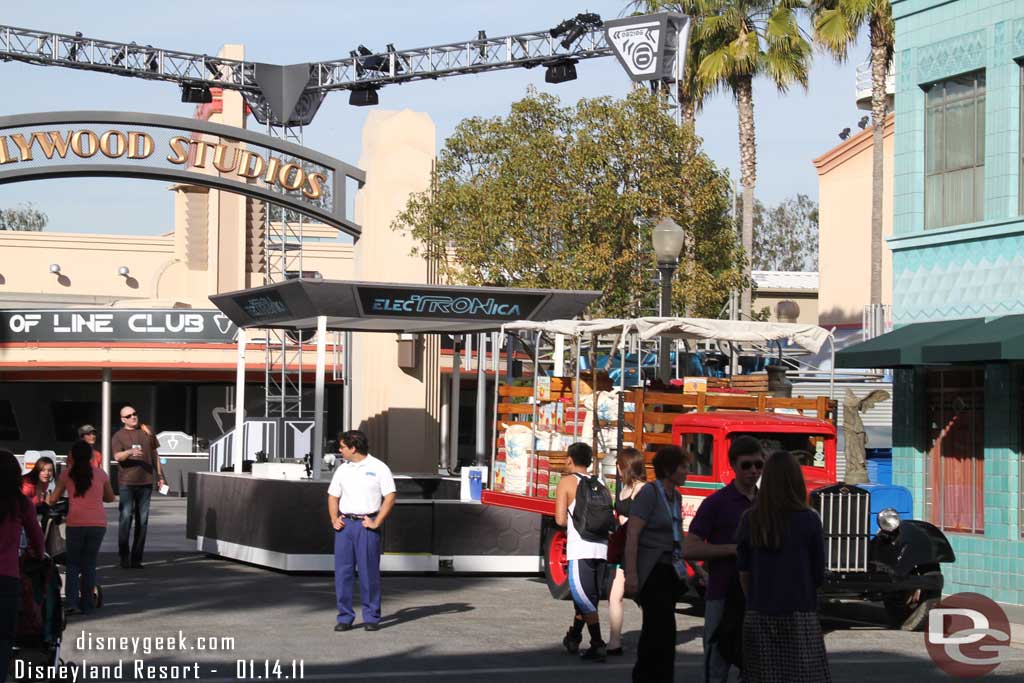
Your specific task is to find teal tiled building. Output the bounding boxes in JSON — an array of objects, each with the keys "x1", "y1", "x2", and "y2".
[{"x1": 841, "y1": 0, "x2": 1024, "y2": 605}]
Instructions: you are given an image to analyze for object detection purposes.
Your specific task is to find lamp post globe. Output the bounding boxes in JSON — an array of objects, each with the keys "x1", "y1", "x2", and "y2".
[{"x1": 651, "y1": 217, "x2": 684, "y2": 383}]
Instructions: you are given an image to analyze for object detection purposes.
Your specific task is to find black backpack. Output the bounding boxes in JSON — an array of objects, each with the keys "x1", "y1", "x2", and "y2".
[{"x1": 571, "y1": 473, "x2": 615, "y2": 542}]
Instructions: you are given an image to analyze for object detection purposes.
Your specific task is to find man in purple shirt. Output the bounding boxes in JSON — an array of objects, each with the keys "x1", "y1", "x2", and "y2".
[{"x1": 685, "y1": 435, "x2": 763, "y2": 683}]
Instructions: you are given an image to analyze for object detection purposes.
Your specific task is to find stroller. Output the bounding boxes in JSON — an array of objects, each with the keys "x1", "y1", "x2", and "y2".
[
  {"x1": 40, "y1": 499, "x2": 105, "y2": 613},
  {"x1": 11, "y1": 504, "x2": 68, "y2": 677}
]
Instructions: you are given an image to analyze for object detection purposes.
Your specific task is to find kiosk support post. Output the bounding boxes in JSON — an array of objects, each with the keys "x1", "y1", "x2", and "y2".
[
  {"x1": 448, "y1": 337, "x2": 461, "y2": 472},
  {"x1": 312, "y1": 315, "x2": 327, "y2": 481},
  {"x1": 232, "y1": 328, "x2": 247, "y2": 474},
  {"x1": 101, "y1": 368, "x2": 111, "y2": 476},
  {"x1": 475, "y1": 333, "x2": 487, "y2": 467}
]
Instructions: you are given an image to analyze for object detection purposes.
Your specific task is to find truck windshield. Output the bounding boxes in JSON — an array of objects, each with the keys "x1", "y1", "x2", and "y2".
[{"x1": 731, "y1": 432, "x2": 829, "y2": 468}]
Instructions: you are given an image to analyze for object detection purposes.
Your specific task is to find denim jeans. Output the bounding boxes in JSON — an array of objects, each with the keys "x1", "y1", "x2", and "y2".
[
  {"x1": 66, "y1": 526, "x2": 106, "y2": 612},
  {"x1": 118, "y1": 484, "x2": 152, "y2": 564},
  {"x1": 704, "y1": 598, "x2": 740, "y2": 683}
]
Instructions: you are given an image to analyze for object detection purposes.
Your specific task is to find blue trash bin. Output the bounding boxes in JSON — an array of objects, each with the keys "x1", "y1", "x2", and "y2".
[{"x1": 469, "y1": 469, "x2": 483, "y2": 501}]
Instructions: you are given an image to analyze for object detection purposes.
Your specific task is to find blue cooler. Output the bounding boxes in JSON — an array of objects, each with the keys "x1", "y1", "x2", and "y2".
[{"x1": 860, "y1": 484, "x2": 913, "y2": 537}]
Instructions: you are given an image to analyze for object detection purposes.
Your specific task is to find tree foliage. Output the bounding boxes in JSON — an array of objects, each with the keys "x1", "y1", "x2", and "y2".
[
  {"x1": 394, "y1": 89, "x2": 744, "y2": 317},
  {"x1": 0, "y1": 202, "x2": 47, "y2": 231},
  {"x1": 742, "y1": 193, "x2": 819, "y2": 271}
]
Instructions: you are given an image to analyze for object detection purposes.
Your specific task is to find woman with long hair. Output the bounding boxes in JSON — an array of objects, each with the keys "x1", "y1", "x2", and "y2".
[
  {"x1": 606, "y1": 447, "x2": 647, "y2": 656},
  {"x1": 736, "y1": 450, "x2": 829, "y2": 682},
  {"x1": 20, "y1": 456, "x2": 55, "y2": 506},
  {"x1": 1, "y1": 450, "x2": 44, "y2": 682},
  {"x1": 624, "y1": 445, "x2": 689, "y2": 683},
  {"x1": 47, "y1": 441, "x2": 114, "y2": 616}
]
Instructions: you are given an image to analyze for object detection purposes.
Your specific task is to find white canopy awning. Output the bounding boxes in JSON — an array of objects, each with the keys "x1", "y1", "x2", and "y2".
[{"x1": 502, "y1": 317, "x2": 831, "y2": 354}]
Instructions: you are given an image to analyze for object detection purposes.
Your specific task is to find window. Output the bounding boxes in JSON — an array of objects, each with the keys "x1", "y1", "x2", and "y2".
[
  {"x1": 925, "y1": 70, "x2": 985, "y2": 229},
  {"x1": 734, "y1": 432, "x2": 828, "y2": 468},
  {"x1": 926, "y1": 368, "x2": 984, "y2": 534},
  {"x1": 0, "y1": 401, "x2": 19, "y2": 440},
  {"x1": 680, "y1": 432, "x2": 713, "y2": 476},
  {"x1": 50, "y1": 401, "x2": 101, "y2": 442}
]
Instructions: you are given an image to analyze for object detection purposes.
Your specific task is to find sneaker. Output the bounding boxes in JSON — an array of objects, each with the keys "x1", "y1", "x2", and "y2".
[
  {"x1": 364, "y1": 623, "x2": 380, "y2": 632},
  {"x1": 562, "y1": 630, "x2": 582, "y2": 655},
  {"x1": 580, "y1": 643, "x2": 607, "y2": 662}
]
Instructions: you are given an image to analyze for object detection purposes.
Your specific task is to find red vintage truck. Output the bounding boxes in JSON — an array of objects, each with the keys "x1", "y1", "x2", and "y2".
[{"x1": 483, "y1": 380, "x2": 955, "y2": 629}]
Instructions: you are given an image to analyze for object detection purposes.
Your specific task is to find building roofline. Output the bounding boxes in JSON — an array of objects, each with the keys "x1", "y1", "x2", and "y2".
[{"x1": 812, "y1": 113, "x2": 894, "y2": 175}]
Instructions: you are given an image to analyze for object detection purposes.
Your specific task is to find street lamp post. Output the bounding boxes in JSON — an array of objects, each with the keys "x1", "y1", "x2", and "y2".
[{"x1": 651, "y1": 216, "x2": 685, "y2": 384}]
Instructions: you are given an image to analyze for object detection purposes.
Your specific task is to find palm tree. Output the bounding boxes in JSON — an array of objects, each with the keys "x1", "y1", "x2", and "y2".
[
  {"x1": 811, "y1": 0, "x2": 894, "y2": 308},
  {"x1": 695, "y1": 0, "x2": 812, "y2": 314}
]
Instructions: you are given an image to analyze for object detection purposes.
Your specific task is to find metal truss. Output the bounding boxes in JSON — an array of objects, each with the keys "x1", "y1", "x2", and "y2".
[{"x1": 0, "y1": 23, "x2": 610, "y2": 96}]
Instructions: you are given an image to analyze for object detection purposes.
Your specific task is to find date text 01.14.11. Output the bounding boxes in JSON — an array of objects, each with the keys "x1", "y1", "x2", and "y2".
[{"x1": 235, "y1": 660, "x2": 305, "y2": 680}]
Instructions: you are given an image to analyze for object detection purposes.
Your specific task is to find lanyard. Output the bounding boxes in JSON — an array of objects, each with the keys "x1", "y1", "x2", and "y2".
[{"x1": 655, "y1": 481, "x2": 681, "y2": 546}]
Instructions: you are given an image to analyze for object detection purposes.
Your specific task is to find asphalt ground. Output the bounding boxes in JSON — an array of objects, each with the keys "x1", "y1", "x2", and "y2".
[{"x1": 32, "y1": 499, "x2": 1024, "y2": 682}]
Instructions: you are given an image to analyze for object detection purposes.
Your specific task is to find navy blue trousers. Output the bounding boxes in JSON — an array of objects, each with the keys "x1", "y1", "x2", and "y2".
[{"x1": 333, "y1": 521, "x2": 382, "y2": 625}]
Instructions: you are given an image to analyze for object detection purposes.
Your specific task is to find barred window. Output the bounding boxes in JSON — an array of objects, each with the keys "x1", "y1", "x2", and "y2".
[{"x1": 924, "y1": 71, "x2": 985, "y2": 229}]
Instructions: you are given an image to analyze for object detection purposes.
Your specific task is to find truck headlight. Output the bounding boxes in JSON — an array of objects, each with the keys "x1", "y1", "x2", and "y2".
[{"x1": 877, "y1": 507, "x2": 901, "y2": 533}]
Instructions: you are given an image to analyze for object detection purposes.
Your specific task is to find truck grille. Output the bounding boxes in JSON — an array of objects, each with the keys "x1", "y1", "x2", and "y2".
[{"x1": 812, "y1": 484, "x2": 870, "y2": 573}]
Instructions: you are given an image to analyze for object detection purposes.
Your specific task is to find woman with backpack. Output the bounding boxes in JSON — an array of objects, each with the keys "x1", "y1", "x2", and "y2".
[
  {"x1": 1, "y1": 450, "x2": 45, "y2": 682},
  {"x1": 624, "y1": 445, "x2": 689, "y2": 683},
  {"x1": 605, "y1": 447, "x2": 646, "y2": 657},
  {"x1": 554, "y1": 442, "x2": 613, "y2": 663},
  {"x1": 47, "y1": 441, "x2": 115, "y2": 616},
  {"x1": 735, "y1": 450, "x2": 829, "y2": 682}
]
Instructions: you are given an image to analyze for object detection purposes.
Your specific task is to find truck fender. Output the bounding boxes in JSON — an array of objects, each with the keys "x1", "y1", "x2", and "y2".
[{"x1": 894, "y1": 520, "x2": 956, "y2": 575}]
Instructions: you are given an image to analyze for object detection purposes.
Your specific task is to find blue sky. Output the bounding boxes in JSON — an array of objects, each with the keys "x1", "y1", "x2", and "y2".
[{"x1": 0, "y1": 1, "x2": 868, "y2": 235}]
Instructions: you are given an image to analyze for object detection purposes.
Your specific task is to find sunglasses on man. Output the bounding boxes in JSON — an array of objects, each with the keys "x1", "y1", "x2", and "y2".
[
  {"x1": 739, "y1": 460, "x2": 764, "y2": 471},
  {"x1": 121, "y1": 412, "x2": 138, "y2": 419}
]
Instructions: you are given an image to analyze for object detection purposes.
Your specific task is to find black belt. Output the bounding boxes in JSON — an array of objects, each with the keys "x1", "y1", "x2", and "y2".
[{"x1": 341, "y1": 512, "x2": 378, "y2": 520}]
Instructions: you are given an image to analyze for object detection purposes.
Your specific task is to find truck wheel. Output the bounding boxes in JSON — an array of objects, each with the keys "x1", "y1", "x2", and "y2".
[
  {"x1": 542, "y1": 526, "x2": 571, "y2": 600},
  {"x1": 883, "y1": 567, "x2": 942, "y2": 631}
]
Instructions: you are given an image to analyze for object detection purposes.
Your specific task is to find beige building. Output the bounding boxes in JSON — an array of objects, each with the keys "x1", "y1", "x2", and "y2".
[
  {"x1": 751, "y1": 271, "x2": 819, "y2": 325},
  {"x1": 0, "y1": 45, "x2": 443, "y2": 470},
  {"x1": 813, "y1": 114, "x2": 895, "y2": 327}
]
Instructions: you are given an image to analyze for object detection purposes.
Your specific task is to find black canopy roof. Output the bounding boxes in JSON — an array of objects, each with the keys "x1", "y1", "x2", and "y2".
[{"x1": 210, "y1": 279, "x2": 601, "y2": 334}]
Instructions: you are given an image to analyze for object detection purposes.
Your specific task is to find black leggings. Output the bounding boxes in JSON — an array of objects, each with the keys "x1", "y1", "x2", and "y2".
[
  {"x1": 632, "y1": 563, "x2": 678, "y2": 683},
  {"x1": 0, "y1": 575, "x2": 20, "y2": 683}
]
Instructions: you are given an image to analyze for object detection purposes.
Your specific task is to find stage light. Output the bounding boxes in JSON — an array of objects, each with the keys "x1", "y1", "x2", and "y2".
[
  {"x1": 349, "y1": 86, "x2": 379, "y2": 107},
  {"x1": 145, "y1": 46, "x2": 158, "y2": 73},
  {"x1": 549, "y1": 19, "x2": 575, "y2": 39},
  {"x1": 544, "y1": 59, "x2": 577, "y2": 84},
  {"x1": 858, "y1": 116, "x2": 869, "y2": 129},
  {"x1": 839, "y1": 127, "x2": 851, "y2": 140},
  {"x1": 204, "y1": 56, "x2": 223, "y2": 78},
  {"x1": 69, "y1": 32, "x2": 83, "y2": 62},
  {"x1": 181, "y1": 83, "x2": 213, "y2": 103}
]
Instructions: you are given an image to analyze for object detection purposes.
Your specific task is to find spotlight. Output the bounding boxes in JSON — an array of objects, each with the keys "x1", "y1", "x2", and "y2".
[
  {"x1": 357, "y1": 45, "x2": 386, "y2": 72},
  {"x1": 838, "y1": 127, "x2": 851, "y2": 140},
  {"x1": 349, "y1": 86, "x2": 379, "y2": 107},
  {"x1": 544, "y1": 58, "x2": 577, "y2": 84},
  {"x1": 549, "y1": 19, "x2": 575, "y2": 39},
  {"x1": 118, "y1": 266, "x2": 130, "y2": 278},
  {"x1": 69, "y1": 32, "x2": 83, "y2": 61},
  {"x1": 49, "y1": 264, "x2": 61, "y2": 274},
  {"x1": 145, "y1": 46, "x2": 158, "y2": 73},
  {"x1": 181, "y1": 83, "x2": 213, "y2": 103},
  {"x1": 477, "y1": 30, "x2": 487, "y2": 59},
  {"x1": 858, "y1": 115, "x2": 870, "y2": 129}
]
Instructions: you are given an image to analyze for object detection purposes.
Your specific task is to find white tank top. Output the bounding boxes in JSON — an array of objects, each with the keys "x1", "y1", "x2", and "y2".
[{"x1": 566, "y1": 474, "x2": 609, "y2": 561}]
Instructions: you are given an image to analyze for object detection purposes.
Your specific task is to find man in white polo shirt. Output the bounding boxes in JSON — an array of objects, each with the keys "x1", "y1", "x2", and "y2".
[{"x1": 327, "y1": 430, "x2": 396, "y2": 632}]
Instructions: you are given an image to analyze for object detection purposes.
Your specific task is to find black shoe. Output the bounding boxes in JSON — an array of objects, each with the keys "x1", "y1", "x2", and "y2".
[
  {"x1": 580, "y1": 643, "x2": 607, "y2": 662},
  {"x1": 364, "y1": 623, "x2": 380, "y2": 632},
  {"x1": 606, "y1": 646, "x2": 624, "y2": 656},
  {"x1": 131, "y1": 561, "x2": 144, "y2": 569},
  {"x1": 120, "y1": 557, "x2": 130, "y2": 569},
  {"x1": 562, "y1": 630, "x2": 582, "y2": 654},
  {"x1": 334, "y1": 623, "x2": 353, "y2": 632}
]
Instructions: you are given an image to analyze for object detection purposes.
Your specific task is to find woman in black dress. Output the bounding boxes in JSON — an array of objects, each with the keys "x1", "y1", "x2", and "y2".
[
  {"x1": 736, "y1": 450, "x2": 830, "y2": 682},
  {"x1": 606, "y1": 447, "x2": 646, "y2": 656}
]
